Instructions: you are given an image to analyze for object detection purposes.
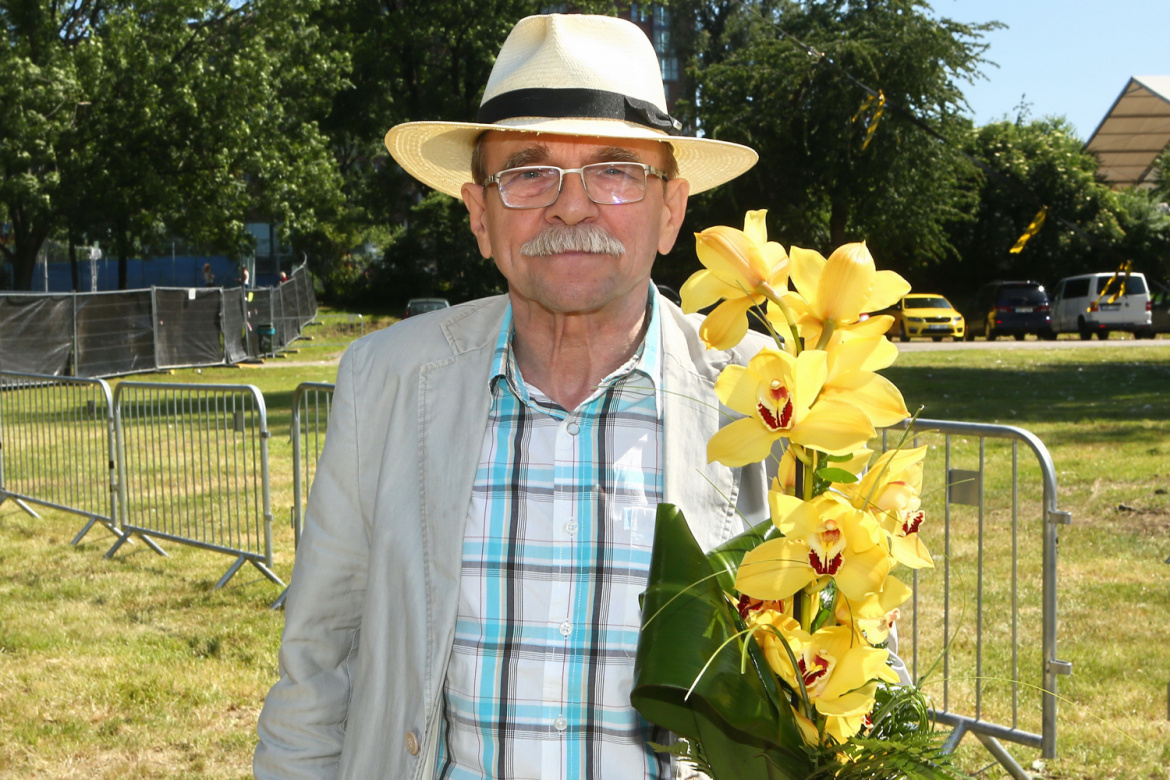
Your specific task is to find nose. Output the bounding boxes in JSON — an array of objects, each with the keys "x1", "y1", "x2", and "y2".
[{"x1": 546, "y1": 169, "x2": 598, "y2": 224}]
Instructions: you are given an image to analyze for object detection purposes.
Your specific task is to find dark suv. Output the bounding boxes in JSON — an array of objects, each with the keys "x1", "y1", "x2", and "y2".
[{"x1": 966, "y1": 281, "x2": 1054, "y2": 341}]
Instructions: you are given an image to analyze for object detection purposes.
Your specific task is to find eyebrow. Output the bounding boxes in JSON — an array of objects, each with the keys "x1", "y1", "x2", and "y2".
[{"x1": 500, "y1": 144, "x2": 647, "y2": 170}]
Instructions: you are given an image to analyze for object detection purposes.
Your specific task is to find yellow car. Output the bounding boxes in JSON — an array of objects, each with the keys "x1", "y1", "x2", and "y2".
[{"x1": 884, "y1": 294, "x2": 965, "y2": 342}]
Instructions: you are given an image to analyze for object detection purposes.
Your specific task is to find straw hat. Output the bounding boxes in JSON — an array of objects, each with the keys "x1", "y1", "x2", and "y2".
[{"x1": 384, "y1": 13, "x2": 758, "y2": 197}]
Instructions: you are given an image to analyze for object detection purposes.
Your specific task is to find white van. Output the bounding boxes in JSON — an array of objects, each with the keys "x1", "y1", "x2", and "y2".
[{"x1": 1050, "y1": 272, "x2": 1154, "y2": 339}]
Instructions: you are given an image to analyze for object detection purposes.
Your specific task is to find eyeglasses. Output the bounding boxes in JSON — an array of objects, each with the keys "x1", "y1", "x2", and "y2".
[{"x1": 485, "y1": 162, "x2": 668, "y2": 209}]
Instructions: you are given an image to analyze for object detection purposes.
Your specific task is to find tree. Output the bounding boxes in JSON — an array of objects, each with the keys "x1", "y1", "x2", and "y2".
[
  {"x1": 933, "y1": 117, "x2": 1150, "y2": 298},
  {"x1": 0, "y1": 0, "x2": 87, "y2": 289},
  {"x1": 1, "y1": 0, "x2": 346, "y2": 290},
  {"x1": 660, "y1": 0, "x2": 997, "y2": 287}
]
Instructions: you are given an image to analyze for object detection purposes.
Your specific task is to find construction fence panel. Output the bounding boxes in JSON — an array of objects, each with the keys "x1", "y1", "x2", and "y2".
[
  {"x1": 222, "y1": 287, "x2": 250, "y2": 364},
  {"x1": 107, "y1": 381, "x2": 283, "y2": 589},
  {"x1": 0, "y1": 295, "x2": 74, "y2": 375},
  {"x1": 153, "y1": 287, "x2": 227, "y2": 368},
  {"x1": 272, "y1": 381, "x2": 334, "y2": 609},
  {"x1": 0, "y1": 371, "x2": 128, "y2": 546},
  {"x1": 0, "y1": 263, "x2": 319, "y2": 377},
  {"x1": 881, "y1": 418, "x2": 1071, "y2": 779},
  {"x1": 74, "y1": 290, "x2": 156, "y2": 377}
]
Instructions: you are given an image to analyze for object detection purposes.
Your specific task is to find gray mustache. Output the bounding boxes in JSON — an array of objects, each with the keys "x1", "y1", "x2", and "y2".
[{"x1": 520, "y1": 225, "x2": 627, "y2": 257}]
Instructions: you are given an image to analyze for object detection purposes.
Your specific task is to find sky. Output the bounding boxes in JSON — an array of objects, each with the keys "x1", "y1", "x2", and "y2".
[{"x1": 931, "y1": 0, "x2": 1170, "y2": 141}]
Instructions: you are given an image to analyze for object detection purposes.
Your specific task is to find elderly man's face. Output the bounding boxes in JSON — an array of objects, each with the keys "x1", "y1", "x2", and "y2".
[{"x1": 462, "y1": 132, "x2": 688, "y2": 318}]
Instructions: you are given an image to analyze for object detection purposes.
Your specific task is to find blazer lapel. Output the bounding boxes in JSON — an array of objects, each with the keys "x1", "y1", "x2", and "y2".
[
  {"x1": 417, "y1": 298, "x2": 507, "y2": 586},
  {"x1": 660, "y1": 308, "x2": 740, "y2": 552}
]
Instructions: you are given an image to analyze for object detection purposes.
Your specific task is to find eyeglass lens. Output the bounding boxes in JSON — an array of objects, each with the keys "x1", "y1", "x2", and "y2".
[{"x1": 496, "y1": 163, "x2": 649, "y2": 208}]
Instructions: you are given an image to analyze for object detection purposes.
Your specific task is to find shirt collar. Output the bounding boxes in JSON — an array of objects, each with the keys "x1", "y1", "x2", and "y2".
[{"x1": 488, "y1": 287, "x2": 664, "y2": 410}]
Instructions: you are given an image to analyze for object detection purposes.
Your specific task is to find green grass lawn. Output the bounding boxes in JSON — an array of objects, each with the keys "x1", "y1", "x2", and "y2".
[{"x1": 1, "y1": 336, "x2": 1168, "y2": 779}]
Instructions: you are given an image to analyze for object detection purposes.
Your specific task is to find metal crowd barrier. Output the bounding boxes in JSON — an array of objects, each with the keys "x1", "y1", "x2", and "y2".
[
  {"x1": 881, "y1": 418, "x2": 1071, "y2": 779},
  {"x1": 0, "y1": 371, "x2": 140, "y2": 548},
  {"x1": 272, "y1": 381, "x2": 335, "y2": 609},
  {"x1": 106, "y1": 381, "x2": 283, "y2": 590}
]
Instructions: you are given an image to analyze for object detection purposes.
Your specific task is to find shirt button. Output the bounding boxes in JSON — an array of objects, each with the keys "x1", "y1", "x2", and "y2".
[
  {"x1": 564, "y1": 520, "x2": 578, "y2": 535},
  {"x1": 566, "y1": 421, "x2": 580, "y2": 435},
  {"x1": 404, "y1": 730, "x2": 420, "y2": 755},
  {"x1": 559, "y1": 621, "x2": 572, "y2": 637},
  {"x1": 553, "y1": 716, "x2": 568, "y2": 731}
]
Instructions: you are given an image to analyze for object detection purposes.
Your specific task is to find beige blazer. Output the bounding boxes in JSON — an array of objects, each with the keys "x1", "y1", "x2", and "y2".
[{"x1": 255, "y1": 294, "x2": 772, "y2": 780}]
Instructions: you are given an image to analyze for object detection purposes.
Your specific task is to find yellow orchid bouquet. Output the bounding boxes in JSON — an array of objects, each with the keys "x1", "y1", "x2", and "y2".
[{"x1": 631, "y1": 211, "x2": 965, "y2": 779}]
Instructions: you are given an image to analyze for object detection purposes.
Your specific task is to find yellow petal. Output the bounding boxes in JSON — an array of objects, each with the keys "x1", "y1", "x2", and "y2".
[
  {"x1": 787, "y1": 245, "x2": 826, "y2": 303},
  {"x1": 695, "y1": 226, "x2": 767, "y2": 290},
  {"x1": 680, "y1": 269, "x2": 742, "y2": 313},
  {"x1": 707, "y1": 416, "x2": 780, "y2": 467},
  {"x1": 743, "y1": 209, "x2": 769, "y2": 245},
  {"x1": 890, "y1": 532, "x2": 935, "y2": 569},
  {"x1": 787, "y1": 399, "x2": 875, "y2": 456},
  {"x1": 713, "y1": 364, "x2": 754, "y2": 413},
  {"x1": 699, "y1": 297, "x2": 759, "y2": 350},
  {"x1": 821, "y1": 370, "x2": 909, "y2": 428},
  {"x1": 834, "y1": 544, "x2": 891, "y2": 601},
  {"x1": 736, "y1": 538, "x2": 817, "y2": 600},
  {"x1": 817, "y1": 243, "x2": 875, "y2": 324},
  {"x1": 863, "y1": 269, "x2": 912, "y2": 313},
  {"x1": 816, "y1": 687, "x2": 879, "y2": 718}
]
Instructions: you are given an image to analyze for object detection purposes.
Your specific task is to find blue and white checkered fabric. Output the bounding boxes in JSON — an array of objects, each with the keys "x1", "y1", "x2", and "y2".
[{"x1": 435, "y1": 298, "x2": 668, "y2": 780}]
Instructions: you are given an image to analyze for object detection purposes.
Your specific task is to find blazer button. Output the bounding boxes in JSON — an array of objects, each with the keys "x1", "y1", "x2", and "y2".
[{"x1": 405, "y1": 730, "x2": 420, "y2": 755}]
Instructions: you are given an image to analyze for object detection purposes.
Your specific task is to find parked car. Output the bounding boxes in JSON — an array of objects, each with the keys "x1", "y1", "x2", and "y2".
[
  {"x1": 1150, "y1": 281, "x2": 1170, "y2": 334},
  {"x1": 403, "y1": 297, "x2": 450, "y2": 318},
  {"x1": 1050, "y1": 272, "x2": 1153, "y2": 339},
  {"x1": 884, "y1": 294, "x2": 965, "y2": 342},
  {"x1": 965, "y1": 280, "x2": 1054, "y2": 341}
]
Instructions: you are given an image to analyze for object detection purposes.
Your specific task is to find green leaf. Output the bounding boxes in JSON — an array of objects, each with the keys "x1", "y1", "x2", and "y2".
[
  {"x1": 815, "y1": 467, "x2": 859, "y2": 485},
  {"x1": 632, "y1": 504, "x2": 813, "y2": 780}
]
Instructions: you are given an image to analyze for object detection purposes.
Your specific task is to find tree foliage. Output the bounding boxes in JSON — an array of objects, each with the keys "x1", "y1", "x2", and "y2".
[
  {"x1": 933, "y1": 117, "x2": 1170, "y2": 299},
  {"x1": 661, "y1": 0, "x2": 997, "y2": 287},
  {"x1": 1, "y1": 0, "x2": 345, "y2": 289}
]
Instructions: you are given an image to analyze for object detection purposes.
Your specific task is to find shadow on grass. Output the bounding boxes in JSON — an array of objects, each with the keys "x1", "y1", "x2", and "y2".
[{"x1": 884, "y1": 360, "x2": 1170, "y2": 426}]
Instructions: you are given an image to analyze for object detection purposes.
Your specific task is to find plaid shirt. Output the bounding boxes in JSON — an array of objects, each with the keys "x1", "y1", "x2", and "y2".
[{"x1": 435, "y1": 297, "x2": 668, "y2": 780}]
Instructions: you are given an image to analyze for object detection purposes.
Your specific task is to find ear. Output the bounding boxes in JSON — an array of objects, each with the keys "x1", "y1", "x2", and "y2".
[
  {"x1": 656, "y1": 177, "x2": 690, "y2": 255},
  {"x1": 461, "y1": 183, "x2": 494, "y2": 259}
]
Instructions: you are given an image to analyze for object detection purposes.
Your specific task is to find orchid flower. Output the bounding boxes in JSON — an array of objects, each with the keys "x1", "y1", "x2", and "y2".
[
  {"x1": 835, "y1": 576, "x2": 913, "y2": 646},
  {"x1": 736, "y1": 492, "x2": 891, "y2": 603},
  {"x1": 844, "y1": 446, "x2": 934, "y2": 569},
  {"x1": 681, "y1": 210, "x2": 790, "y2": 350},
  {"x1": 771, "y1": 242, "x2": 910, "y2": 349},
  {"x1": 765, "y1": 622, "x2": 902, "y2": 743},
  {"x1": 707, "y1": 348, "x2": 875, "y2": 468}
]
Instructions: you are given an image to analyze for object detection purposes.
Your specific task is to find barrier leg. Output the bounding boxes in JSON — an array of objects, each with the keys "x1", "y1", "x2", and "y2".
[
  {"x1": 0, "y1": 493, "x2": 41, "y2": 519},
  {"x1": 214, "y1": 556, "x2": 249, "y2": 589},
  {"x1": 69, "y1": 515, "x2": 125, "y2": 546},
  {"x1": 250, "y1": 559, "x2": 286, "y2": 588},
  {"x1": 975, "y1": 733, "x2": 1034, "y2": 780},
  {"x1": 105, "y1": 531, "x2": 168, "y2": 559},
  {"x1": 941, "y1": 720, "x2": 967, "y2": 753},
  {"x1": 271, "y1": 587, "x2": 288, "y2": 610}
]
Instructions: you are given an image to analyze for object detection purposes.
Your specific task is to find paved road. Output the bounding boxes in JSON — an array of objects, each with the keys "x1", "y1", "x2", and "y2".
[{"x1": 895, "y1": 335, "x2": 1170, "y2": 352}]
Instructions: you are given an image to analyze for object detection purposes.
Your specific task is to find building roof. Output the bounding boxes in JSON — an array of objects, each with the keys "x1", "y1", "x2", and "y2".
[{"x1": 1084, "y1": 76, "x2": 1170, "y2": 188}]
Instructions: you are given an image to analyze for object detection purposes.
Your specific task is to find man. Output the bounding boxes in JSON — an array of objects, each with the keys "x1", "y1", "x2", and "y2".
[{"x1": 255, "y1": 14, "x2": 766, "y2": 780}]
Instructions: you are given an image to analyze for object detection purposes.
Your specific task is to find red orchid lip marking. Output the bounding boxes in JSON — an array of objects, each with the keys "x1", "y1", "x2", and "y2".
[
  {"x1": 757, "y1": 384, "x2": 794, "y2": 431},
  {"x1": 809, "y1": 549, "x2": 843, "y2": 576},
  {"x1": 902, "y1": 510, "x2": 925, "y2": 536}
]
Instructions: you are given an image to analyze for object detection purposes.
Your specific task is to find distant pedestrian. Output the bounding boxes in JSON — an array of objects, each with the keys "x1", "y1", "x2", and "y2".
[
  {"x1": 202, "y1": 263, "x2": 215, "y2": 287},
  {"x1": 239, "y1": 266, "x2": 250, "y2": 288}
]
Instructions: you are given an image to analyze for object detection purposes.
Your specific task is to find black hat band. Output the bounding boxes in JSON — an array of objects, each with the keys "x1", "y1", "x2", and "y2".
[{"x1": 477, "y1": 87, "x2": 682, "y2": 136}]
